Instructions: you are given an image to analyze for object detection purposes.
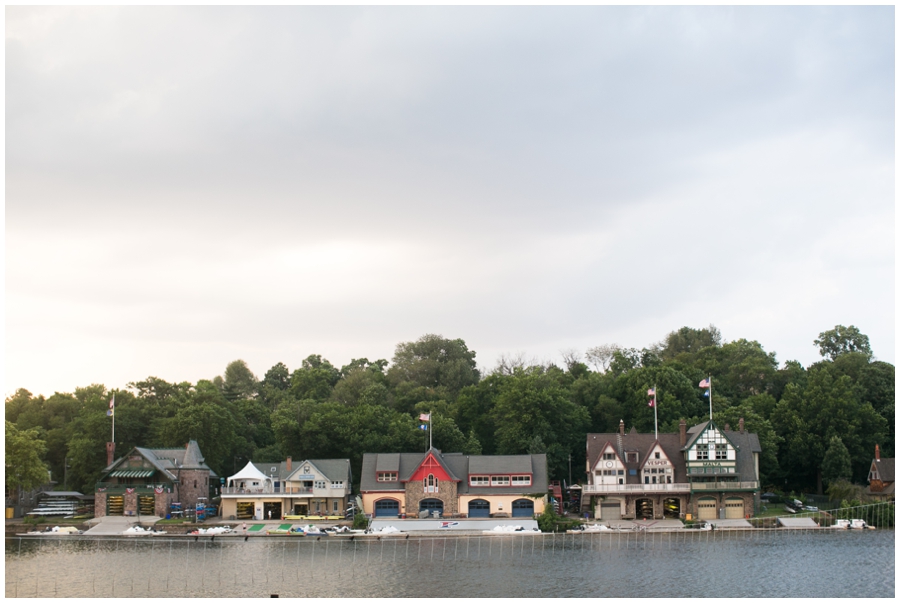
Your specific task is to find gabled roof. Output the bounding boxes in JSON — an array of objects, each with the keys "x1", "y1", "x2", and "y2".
[
  {"x1": 682, "y1": 420, "x2": 738, "y2": 452},
  {"x1": 403, "y1": 448, "x2": 461, "y2": 483},
  {"x1": 99, "y1": 440, "x2": 216, "y2": 482},
  {"x1": 587, "y1": 420, "x2": 763, "y2": 485},
  {"x1": 871, "y1": 458, "x2": 895, "y2": 483},
  {"x1": 360, "y1": 450, "x2": 548, "y2": 495}
]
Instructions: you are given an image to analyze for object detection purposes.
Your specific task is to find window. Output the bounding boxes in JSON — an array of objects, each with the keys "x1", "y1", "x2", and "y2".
[
  {"x1": 511, "y1": 475, "x2": 531, "y2": 486},
  {"x1": 470, "y1": 476, "x2": 489, "y2": 486},
  {"x1": 654, "y1": 452, "x2": 660, "y2": 459},
  {"x1": 602, "y1": 453, "x2": 616, "y2": 460},
  {"x1": 333, "y1": 501, "x2": 339, "y2": 512},
  {"x1": 696, "y1": 448, "x2": 709, "y2": 460},
  {"x1": 715, "y1": 444, "x2": 728, "y2": 460},
  {"x1": 491, "y1": 476, "x2": 510, "y2": 486},
  {"x1": 331, "y1": 481, "x2": 344, "y2": 488},
  {"x1": 617, "y1": 470, "x2": 624, "y2": 476},
  {"x1": 314, "y1": 481, "x2": 325, "y2": 489},
  {"x1": 377, "y1": 472, "x2": 398, "y2": 482},
  {"x1": 424, "y1": 474, "x2": 438, "y2": 493},
  {"x1": 626, "y1": 453, "x2": 638, "y2": 463}
]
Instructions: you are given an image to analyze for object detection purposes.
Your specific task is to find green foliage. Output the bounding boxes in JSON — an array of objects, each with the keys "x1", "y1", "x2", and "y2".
[
  {"x1": 387, "y1": 334, "x2": 479, "y2": 402},
  {"x1": 7, "y1": 326, "x2": 894, "y2": 499},
  {"x1": 814, "y1": 325, "x2": 873, "y2": 360},
  {"x1": 352, "y1": 511, "x2": 369, "y2": 529},
  {"x1": 821, "y1": 436, "x2": 853, "y2": 485},
  {"x1": 6, "y1": 420, "x2": 49, "y2": 491}
]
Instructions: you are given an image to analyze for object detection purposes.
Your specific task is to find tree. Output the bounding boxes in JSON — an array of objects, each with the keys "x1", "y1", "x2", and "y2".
[
  {"x1": 821, "y1": 436, "x2": 853, "y2": 485},
  {"x1": 290, "y1": 355, "x2": 340, "y2": 401},
  {"x1": 656, "y1": 325, "x2": 722, "y2": 362},
  {"x1": 814, "y1": 325, "x2": 873, "y2": 360},
  {"x1": 222, "y1": 360, "x2": 259, "y2": 401},
  {"x1": 5, "y1": 421, "x2": 49, "y2": 492},
  {"x1": 585, "y1": 344, "x2": 621, "y2": 373},
  {"x1": 387, "y1": 334, "x2": 479, "y2": 401}
]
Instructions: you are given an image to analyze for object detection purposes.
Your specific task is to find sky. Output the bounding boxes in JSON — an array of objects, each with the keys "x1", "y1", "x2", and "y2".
[{"x1": 5, "y1": 6, "x2": 895, "y2": 398}]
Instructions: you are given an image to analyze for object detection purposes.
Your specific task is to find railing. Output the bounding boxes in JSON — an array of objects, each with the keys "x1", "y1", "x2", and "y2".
[
  {"x1": 690, "y1": 481, "x2": 758, "y2": 491},
  {"x1": 95, "y1": 483, "x2": 170, "y2": 493},
  {"x1": 220, "y1": 486, "x2": 314, "y2": 495},
  {"x1": 581, "y1": 483, "x2": 690, "y2": 494}
]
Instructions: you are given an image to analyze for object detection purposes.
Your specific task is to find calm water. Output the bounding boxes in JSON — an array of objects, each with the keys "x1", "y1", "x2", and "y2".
[{"x1": 5, "y1": 529, "x2": 895, "y2": 598}]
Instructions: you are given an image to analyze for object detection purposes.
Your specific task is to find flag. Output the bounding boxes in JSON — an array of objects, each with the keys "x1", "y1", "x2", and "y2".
[
  {"x1": 699, "y1": 378, "x2": 710, "y2": 388},
  {"x1": 419, "y1": 413, "x2": 430, "y2": 422},
  {"x1": 647, "y1": 388, "x2": 655, "y2": 396},
  {"x1": 107, "y1": 393, "x2": 115, "y2": 416},
  {"x1": 703, "y1": 391, "x2": 710, "y2": 398},
  {"x1": 648, "y1": 399, "x2": 655, "y2": 407},
  {"x1": 419, "y1": 424, "x2": 428, "y2": 431}
]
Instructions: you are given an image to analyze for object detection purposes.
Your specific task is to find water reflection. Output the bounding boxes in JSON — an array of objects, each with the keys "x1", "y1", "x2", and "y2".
[{"x1": 6, "y1": 530, "x2": 895, "y2": 598}]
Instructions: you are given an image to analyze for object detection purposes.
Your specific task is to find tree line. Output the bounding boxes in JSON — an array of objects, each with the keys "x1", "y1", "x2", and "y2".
[{"x1": 5, "y1": 325, "x2": 893, "y2": 498}]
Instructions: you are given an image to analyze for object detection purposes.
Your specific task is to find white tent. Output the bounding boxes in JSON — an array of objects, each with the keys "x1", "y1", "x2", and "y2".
[{"x1": 227, "y1": 461, "x2": 273, "y2": 493}]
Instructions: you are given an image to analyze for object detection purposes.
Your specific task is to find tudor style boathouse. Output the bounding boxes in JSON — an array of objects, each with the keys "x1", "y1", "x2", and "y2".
[{"x1": 583, "y1": 419, "x2": 761, "y2": 521}]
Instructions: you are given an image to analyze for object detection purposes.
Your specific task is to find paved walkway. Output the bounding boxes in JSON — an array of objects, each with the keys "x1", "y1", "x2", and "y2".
[{"x1": 83, "y1": 515, "x2": 160, "y2": 535}]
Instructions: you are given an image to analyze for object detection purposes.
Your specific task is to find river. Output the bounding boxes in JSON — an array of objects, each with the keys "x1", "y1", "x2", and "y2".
[{"x1": 5, "y1": 529, "x2": 894, "y2": 597}]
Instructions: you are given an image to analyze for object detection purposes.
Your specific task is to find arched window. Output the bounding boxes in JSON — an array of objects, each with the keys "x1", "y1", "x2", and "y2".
[{"x1": 424, "y1": 474, "x2": 438, "y2": 493}]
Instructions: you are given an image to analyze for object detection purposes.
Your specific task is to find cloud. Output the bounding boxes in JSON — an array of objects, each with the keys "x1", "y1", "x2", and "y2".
[{"x1": 5, "y1": 6, "x2": 894, "y2": 395}]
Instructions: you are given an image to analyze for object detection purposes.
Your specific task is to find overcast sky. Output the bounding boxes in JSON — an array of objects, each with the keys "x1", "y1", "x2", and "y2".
[{"x1": 6, "y1": 6, "x2": 895, "y2": 398}]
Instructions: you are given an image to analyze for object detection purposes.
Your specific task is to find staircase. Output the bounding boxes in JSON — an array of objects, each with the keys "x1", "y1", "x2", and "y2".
[{"x1": 549, "y1": 480, "x2": 563, "y2": 514}]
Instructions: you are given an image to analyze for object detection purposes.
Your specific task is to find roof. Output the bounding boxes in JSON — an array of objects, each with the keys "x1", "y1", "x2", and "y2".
[
  {"x1": 871, "y1": 458, "x2": 895, "y2": 483},
  {"x1": 248, "y1": 459, "x2": 352, "y2": 483},
  {"x1": 100, "y1": 440, "x2": 216, "y2": 483},
  {"x1": 360, "y1": 450, "x2": 548, "y2": 495},
  {"x1": 586, "y1": 421, "x2": 762, "y2": 485}
]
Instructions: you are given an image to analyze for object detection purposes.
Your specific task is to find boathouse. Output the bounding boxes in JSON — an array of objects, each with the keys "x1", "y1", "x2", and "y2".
[
  {"x1": 359, "y1": 448, "x2": 548, "y2": 519},
  {"x1": 583, "y1": 419, "x2": 761, "y2": 521},
  {"x1": 219, "y1": 458, "x2": 352, "y2": 520},
  {"x1": 94, "y1": 440, "x2": 215, "y2": 518}
]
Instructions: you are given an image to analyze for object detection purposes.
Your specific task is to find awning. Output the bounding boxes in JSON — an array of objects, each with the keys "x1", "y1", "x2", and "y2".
[{"x1": 110, "y1": 469, "x2": 156, "y2": 478}]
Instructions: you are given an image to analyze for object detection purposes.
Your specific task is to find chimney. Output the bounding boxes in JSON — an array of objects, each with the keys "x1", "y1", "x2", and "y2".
[
  {"x1": 876, "y1": 444, "x2": 881, "y2": 461},
  {"x1": 619, "y1": 420, "x2": 625, "y2": 436},
  {"x1": 106, "y1": 442, "x2": 116, "y2": 467},
  {"x1": 724, "y1": 423, "x2": 730, "y2": 432},
  {"x1": 286, "y1": 456, "x2": 292, "y2": 472},
  {"x1": 739, "y1": 417, "x2": 745, "y2": 434},
  {"x1": 679, "y1": 419, "x2": 687, "y2": 447}
]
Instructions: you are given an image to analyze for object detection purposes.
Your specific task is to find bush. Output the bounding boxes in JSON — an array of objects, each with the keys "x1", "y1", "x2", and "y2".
[{"x1": 352, "y1": 512, "x2": 369, "y2": 530}]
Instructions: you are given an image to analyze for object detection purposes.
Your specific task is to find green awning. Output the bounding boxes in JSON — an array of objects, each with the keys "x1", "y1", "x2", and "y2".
[{"x1": 110, "y1": 469, "x2": 156, "y2": 478}]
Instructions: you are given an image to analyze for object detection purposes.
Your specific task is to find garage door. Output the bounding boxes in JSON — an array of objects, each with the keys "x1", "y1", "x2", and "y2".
[
  {"x1": 697, "y1": 498, "x2": 717, "y2": 520},
  {"x1": 374, "y1": 499, "x2": 399, "y2": 517},
  {"x1": 512, "y1": 499, "x2": 534, "y2": 517},
  {"x1": 468, "y1": 499, "x2": 490, "y2": 518},
  {"x1": 600, "y1": 502, "x2": 621, "y2": 520},
  {"x1": 725, "y1": 498, "x2": 744, "y2": 519}
]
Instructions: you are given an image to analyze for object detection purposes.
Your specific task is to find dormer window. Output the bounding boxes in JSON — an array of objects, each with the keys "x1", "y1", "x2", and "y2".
[
  {"x1": 377, "y1": 472, "x2": 398, "y2": 482},
  {"x1": 626, "y1": 452, "x2": 638, "y2": 463}
]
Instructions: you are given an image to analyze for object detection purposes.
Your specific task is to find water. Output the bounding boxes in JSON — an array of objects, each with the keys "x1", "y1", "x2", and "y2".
[{"x1": 6, "y1": 529, "x2": 894, "y2": 598}]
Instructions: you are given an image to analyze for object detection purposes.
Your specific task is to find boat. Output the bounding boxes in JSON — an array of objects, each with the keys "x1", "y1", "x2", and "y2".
[
  {"x1": 832, "y1": 519, "x2": 874, "y2": 530},
  {"x1": 25, "y1": 526, "x2": 83, "y2": 535},
  {"x1": 124, "y1": 525, "x2": 166, "y2": 536},
  {"x1": 567, "y1": 524, "x2": 612, "y2": 533},
  {"x1": 482, "y1": 525, "x2": 539, "y2": 534}
]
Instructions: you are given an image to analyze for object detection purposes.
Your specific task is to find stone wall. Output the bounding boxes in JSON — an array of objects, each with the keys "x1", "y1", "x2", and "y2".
[
  {"x1": 404, "y1": 481, "x2": 459, "y2": 516},
  {"x1": 175, "y1": 469, "x2": 209, "y2": 511}
]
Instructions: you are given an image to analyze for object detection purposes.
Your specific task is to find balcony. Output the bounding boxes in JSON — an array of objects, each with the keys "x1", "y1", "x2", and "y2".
[
  {"x1": 690, "y1": 481, "x2": 759, "y2": 491},
  {"x1": 220, "y1": 486, "x2": 313, "y2": 496},
  {"x1": 582, "y1": 483, "x2": 690, "y2": 494}
]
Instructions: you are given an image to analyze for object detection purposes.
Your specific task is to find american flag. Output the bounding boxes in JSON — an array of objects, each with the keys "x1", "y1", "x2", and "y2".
[
  {"x1": 419, "y1": 413, "x2": 430, "y2": 421},
  {"x1": 699, "y1": 378, "x2": 710, "y2": 388}
]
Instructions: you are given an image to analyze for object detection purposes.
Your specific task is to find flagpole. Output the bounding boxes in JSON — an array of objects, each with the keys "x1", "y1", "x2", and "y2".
[
  {"x1": 654, "y1": 384, "x2": 658, "y2": 441},
  {"x1": 708, "y1": 376, "x2": 713, "y2": 421},
  {"x1": 429, "y1": 412, "x2": 433, "y2": 450}
]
